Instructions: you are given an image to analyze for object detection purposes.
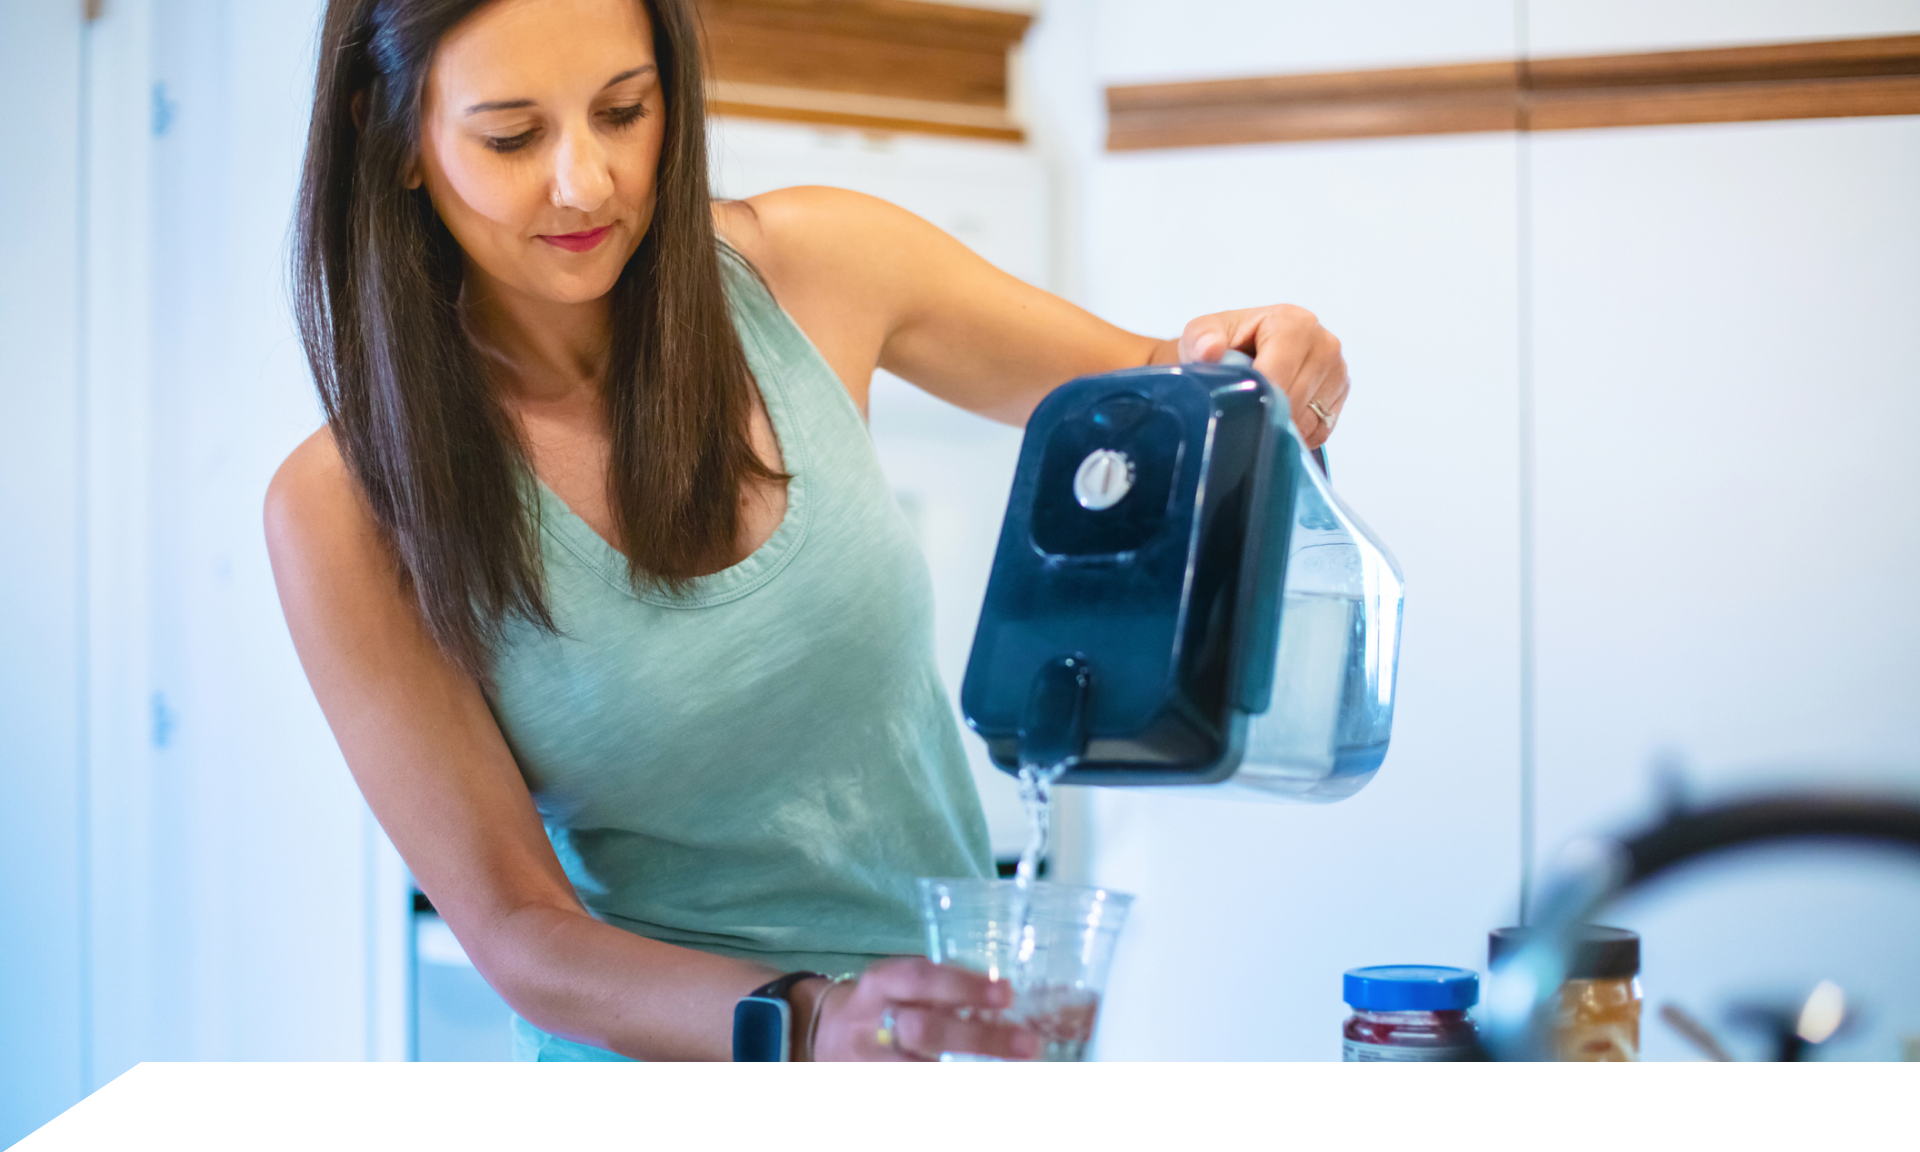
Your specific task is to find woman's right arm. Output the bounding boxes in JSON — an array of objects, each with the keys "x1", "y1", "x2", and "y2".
[{"x1": 263, "y1": 430, "x2": 1031, "y2": 1061}]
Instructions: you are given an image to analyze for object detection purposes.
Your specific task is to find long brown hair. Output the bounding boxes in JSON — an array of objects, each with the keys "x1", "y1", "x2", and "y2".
[{"x1": 293, "y1": 0, "x2": 780, "y2": 679}]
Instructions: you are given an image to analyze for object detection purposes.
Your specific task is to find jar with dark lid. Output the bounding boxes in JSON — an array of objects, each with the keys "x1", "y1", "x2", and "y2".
[
  {"x1": 1489, "y1": 926, "x2": 1641, "y2": 1061},
  {"x1": 1342, "y1": 966, "x2": 1482, "y2": 1061}
]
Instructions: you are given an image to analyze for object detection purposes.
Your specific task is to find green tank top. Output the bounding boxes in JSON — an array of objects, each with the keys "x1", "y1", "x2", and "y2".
[{"x1": 485, "y1": 252, "x2": 993, "y2": 1061}]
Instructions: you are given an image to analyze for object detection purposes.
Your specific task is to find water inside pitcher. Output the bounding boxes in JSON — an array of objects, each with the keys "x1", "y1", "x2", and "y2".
[{"x1": 1221, "y1": 385, "x2": 1404, "y2": 802}]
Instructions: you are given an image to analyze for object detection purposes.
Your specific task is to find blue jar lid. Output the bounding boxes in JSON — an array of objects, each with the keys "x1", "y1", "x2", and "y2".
[{"x1": 1344, "y1": 966, "x2": 1479, "y2": 1011}]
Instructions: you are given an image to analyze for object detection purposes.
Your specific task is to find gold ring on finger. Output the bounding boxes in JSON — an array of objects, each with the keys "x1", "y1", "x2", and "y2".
[
  {"x1": 1307, "y1": 399, "x2": 1336, "y2": 432},
  {"x1": 876, "y1": 1006, "x2": 899, "y2": 1052}
]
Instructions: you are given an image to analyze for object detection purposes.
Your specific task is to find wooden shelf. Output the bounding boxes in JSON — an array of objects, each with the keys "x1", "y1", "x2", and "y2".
[
  {"x1": 700, "y1": 0, "x2": 1031, "y2": 141},
  {"x1": 1107, "y1": 34, "x2": 1920, "y2": 150}
]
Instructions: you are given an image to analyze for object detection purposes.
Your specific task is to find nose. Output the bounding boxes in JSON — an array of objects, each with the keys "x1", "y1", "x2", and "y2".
[{"x1": 551, "y1": 120, "x2": 613, "y2": 213}]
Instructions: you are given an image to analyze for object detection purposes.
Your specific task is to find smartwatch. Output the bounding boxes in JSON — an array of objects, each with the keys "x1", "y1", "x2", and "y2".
[{"x1": 732, "y1": 971, "x2": 823, "y2": 1062}]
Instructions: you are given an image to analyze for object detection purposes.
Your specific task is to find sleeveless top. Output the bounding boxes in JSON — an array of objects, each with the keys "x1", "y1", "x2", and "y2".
[{"x1": 484, "y1": 251, "x2": 993, "y2": 1061}]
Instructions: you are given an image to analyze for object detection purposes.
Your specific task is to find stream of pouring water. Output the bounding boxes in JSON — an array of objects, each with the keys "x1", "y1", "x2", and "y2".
[
  {"x1": 1010, "y1": 758, "x2": 1069, "y2": 974},
  {"x1": 1005, "y1": 758, "x2": 1108, "y2": 1059}
]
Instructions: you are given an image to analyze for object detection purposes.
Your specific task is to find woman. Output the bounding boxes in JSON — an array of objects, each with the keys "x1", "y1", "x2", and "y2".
[{"x1": 267, "y1": 0, "x2": 1349, "y2": 1061}]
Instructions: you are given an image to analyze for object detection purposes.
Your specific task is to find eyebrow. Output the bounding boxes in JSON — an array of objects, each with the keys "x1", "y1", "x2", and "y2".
[{"x1": 462, "y1": 65, "x2": 657, "y2": 115}]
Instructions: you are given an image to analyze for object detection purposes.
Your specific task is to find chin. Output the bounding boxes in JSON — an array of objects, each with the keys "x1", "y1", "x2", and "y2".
[{"x1": 538, "y1": 267, "x2": 625, "y2": 305}]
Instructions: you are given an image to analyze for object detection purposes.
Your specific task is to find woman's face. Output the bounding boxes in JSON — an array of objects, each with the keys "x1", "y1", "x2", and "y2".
[{"x1": 414, "y1": 0, "x2": 664, "y2": 307}]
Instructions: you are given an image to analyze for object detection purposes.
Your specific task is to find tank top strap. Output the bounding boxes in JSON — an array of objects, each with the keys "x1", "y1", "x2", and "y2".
[{"x1": 717, "y1": 242, "x2": 871, "y2": 444}]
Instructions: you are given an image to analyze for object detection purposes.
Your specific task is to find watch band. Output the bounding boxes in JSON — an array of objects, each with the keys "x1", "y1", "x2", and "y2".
[
  {"x1": 732, "y1": 971, "x2": 825, "y2": 1062},
  {"x1": 746, "y1": 971, "x2": 824, "y2": 1004}
]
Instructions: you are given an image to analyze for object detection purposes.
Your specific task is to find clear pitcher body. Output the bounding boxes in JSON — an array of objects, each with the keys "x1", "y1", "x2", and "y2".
[{"x1": 1223, "y1": 431, "x2": 1404, "y2": 802}]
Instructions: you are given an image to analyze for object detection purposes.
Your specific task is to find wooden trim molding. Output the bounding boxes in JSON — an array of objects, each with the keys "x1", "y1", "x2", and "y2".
[
  {"x1": 700, "y1": 0, "x2": 1032, "y2": 141},
  {"x1": 1107, "y1": 34, "x2": 1920, "y2": 151}
]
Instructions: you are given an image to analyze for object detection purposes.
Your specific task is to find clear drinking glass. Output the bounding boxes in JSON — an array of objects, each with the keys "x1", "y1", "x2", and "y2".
[{"x1": 917, "y1": 877, "x2": 1133, "y2": 1061}]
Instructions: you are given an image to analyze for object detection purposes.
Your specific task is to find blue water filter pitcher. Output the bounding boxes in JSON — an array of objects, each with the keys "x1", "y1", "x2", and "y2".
[{"x1": 960, "y1": 353, "x2": 1404, "y2": 801}]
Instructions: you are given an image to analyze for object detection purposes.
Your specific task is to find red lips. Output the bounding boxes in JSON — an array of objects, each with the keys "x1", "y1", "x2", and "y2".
[{"x1": 539, "y1": 225, "x2": 612, "y2": 253}]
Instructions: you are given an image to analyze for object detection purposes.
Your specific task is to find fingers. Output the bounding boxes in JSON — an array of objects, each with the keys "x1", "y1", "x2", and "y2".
[
  {"x1": 1177, "y1": 317, "x2": 1232, "y2": 363},
  {"x1": 1180, "y1": 309, "x2": 1274, "y2": 364},
  {"x1": 820, "y1": 959, "x2": 1039, "y2": 1061},
  {"x1": 1248, "y1": 306, "x2": 1317, "y2": 394},
  {"x1": 861, "y1": 956, "x2": 1013, "y2": 1011},
  {"x1": 1182, "y1": 328, "x2": 1228, "y2": 363},
  {"x1": 1238, "y1": 308, "x2": 1344, "y2": 449},
  {"x1": 1289, "y1": 330, "x2": 1348, "y2": 448},
  {"x1": 890, "y1": 1005, "x2": 1040, "y2": 1062},
  {"x1": 1176, "y1": 307, "x2": 1349, "y2": 447}
]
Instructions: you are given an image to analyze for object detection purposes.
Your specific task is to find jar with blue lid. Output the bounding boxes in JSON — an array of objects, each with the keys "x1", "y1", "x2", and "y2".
[{"x1": 1342, "y1": 966, "x2": 1482, "y2": 1061}]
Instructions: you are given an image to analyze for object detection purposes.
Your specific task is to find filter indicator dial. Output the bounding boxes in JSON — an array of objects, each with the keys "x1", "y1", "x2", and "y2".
[{"x1": 1073, "y1": 449, "x2": 1136, "y2": 511}]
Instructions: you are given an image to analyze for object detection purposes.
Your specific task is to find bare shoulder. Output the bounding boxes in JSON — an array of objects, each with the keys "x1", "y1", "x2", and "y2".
[
  {"x1": 733, "y1": 185, "x2": 904, "y2": 232},
  {"x1": 263, "y1": 427, "x2": 384, "y2": 578},
  {"x1": 714, "y1": 187, "x2": 929, "y2": 285}
]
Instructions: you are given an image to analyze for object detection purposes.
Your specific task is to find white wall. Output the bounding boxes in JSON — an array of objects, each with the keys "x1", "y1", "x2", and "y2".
[{"x1": 0, "y1": 6, "x2": 87, "y2": 1145}]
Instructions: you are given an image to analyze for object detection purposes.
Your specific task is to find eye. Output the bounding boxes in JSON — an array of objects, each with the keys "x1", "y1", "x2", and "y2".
[
  {"x1": 483, "y1": 128, "x2": 538, "y2": 154},
  {"x1": 602, "y1": 103, "x2": 647, "y2": 127}
]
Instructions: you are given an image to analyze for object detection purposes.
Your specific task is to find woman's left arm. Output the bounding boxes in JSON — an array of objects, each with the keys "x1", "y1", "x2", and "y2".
[{"x1": 729, "y1": 187, "x2": 1349, "y2": 447}]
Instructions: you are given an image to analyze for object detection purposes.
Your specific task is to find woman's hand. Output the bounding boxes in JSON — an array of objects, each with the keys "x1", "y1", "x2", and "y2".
[
  {"x1": 806, "y1": 958, "x2": 1039, "y2": 1062},
  {"x1": 1168, "y1": 305, "x2": 1350, "y2": 450}
]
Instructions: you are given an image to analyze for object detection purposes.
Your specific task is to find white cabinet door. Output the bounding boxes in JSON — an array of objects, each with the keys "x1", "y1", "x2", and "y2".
[
  {"x1": 129, "y1": 0, "x2": 404, "y2": 1069},
  {"x1": 1527, "y1": 0, "x2": 1920, "y2": 57},
  {"x1": 1529, "y1": 114, "x2": 1920, "y2": 1060}
]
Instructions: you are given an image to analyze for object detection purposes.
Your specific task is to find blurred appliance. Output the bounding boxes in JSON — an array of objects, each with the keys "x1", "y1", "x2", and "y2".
[
  {"x1": 1485, "y1": 793, "x2": 1920, "y2": 1061},
  {"x1": 961, "y1": 353, "x2": 1403, "y2": 801}
]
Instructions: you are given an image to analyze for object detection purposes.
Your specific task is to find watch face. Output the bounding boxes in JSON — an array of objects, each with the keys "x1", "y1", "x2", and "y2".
[{"x1": 732, "y1": 997, "x2": 791, "y2": 1062}]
